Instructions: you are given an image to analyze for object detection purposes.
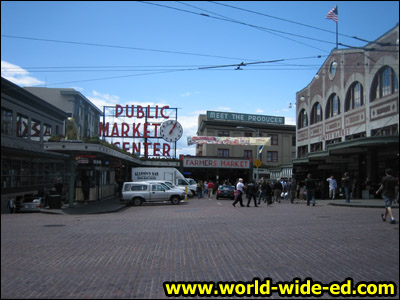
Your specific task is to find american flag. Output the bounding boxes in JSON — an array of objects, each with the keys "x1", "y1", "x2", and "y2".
[{"x1": 326, "y1": 6, "x2": 338, "y2": 23}]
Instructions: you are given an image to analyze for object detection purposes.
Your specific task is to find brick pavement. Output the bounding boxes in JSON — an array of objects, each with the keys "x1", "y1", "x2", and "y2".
[{"x1": 1, "y1": 198, "x2": 399, "y2": 299}]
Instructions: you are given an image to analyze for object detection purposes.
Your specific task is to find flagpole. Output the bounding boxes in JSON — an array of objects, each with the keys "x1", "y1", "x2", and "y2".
[{"x1": 336, "y1": 5, "x2": 339, "y2": 48}]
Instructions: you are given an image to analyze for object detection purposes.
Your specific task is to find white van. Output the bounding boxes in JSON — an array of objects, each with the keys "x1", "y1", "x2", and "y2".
[{"x1": 131, "y1": 167, "x2": 196, "y2": 196}]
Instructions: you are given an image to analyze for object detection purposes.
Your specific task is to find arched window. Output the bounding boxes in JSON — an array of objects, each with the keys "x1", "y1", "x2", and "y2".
[
  {"x1": 371, "y1": 66, "x2": 398, "y2": 101},
  {"x1": 345, "y1": 82, "x2": 364, "y2": 111},
  {"x1": 298, "y1": 109, "x2": 308, "y2": 129},
  {"x1": 310, "y1": 102, "x2": 322, "y2": 125},
  {"x1": 325, "y1": 94, "x2": 340, "y2": 119}
]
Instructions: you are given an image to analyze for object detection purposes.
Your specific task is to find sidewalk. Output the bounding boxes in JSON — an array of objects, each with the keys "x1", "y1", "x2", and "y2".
[
  {"x1": 40, "y1": 197, "x2": 398, "y2": 215},
  {"x1": 40, "y1": 196, "x2": 126, "y2": 215}
]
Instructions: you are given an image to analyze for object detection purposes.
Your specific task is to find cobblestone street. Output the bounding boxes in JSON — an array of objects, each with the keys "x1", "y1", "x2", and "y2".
[{"x1": 1, "y1": 198, "x2": 399, "y2": 299}]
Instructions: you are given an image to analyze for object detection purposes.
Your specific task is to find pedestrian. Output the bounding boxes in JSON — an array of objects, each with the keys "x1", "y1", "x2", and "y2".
[
  {"x1": 258, "y1": 177, "x2": 267, "y2": 205},
  {"x1": 305, "y1": 173, "x2": 317, "y2": 206},
  {"x1": 203, "y1": 181, "x2": 208, "y2": 198},
  {"x1": 207, "y1": 181, "x2": 215, "y2": 199},
  {"x1": 288, "y1": 178, "x2": 296, "y2": 204},
  {"x1": 232, "y1": 178, "x2": 245, "y2": 207},
  {"x1": 54, "y1": 177, "x2": 63, "y2": 195},
  {"x1": 7, "y1": 198, "x2": 15, "y2": 214},
  {"x1": 82, "y1": 176, "x2": 91, "y2": 204},
  {"x1": 197, "y1": 181, "x2": 203, "y2": 198},
  {"x1": 273, "y1": 179, "x2": 283, "y2": 203},
  {"x1": 326, "y1": 175, "x2": 337, "y2": 200},
  {"x1": 342, "y1": 172, "x2": 351, "y2": 203},
  {"x1": 376, "y1": 168, "x2": 397, "y2": 224},
  {"x1": 246, "y1": 180, "x2": 258, "y2": 207}
]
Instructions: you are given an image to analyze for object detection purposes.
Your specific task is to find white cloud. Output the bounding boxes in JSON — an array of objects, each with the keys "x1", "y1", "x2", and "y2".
[
  {"x1": 87, "y1": 90, "x2": 120, "y2": 110},
  {"x1": 215, "y1": 106, "x2": 232, "y2": 112},
  {"x1": 1, "y1": 60, "x2": 44, "y2": 86},
  {"x1": 255, "y1": 108, "x2": 264, "y2": 113}
]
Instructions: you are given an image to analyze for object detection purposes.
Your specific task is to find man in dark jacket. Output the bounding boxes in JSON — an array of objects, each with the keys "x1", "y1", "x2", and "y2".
[
  {"x1": 246, "y1": 180, "x2": 258, "y2": 207},
  {"x1": 376, "y1": 169, "x2": 397, "y2": 224}
]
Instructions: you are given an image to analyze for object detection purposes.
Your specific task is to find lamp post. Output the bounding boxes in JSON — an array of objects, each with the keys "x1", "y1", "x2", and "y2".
[{"x1": 236, "y1": 126, "x2": 261, "y2": 182}]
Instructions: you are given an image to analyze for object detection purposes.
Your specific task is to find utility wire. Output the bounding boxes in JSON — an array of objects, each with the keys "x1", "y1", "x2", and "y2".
[
  {"x1": 175, "y1": 1, "x2": 330, "y2": 53},
  {"x1": 140, "y1": 2, "x2": 336, "y2": 49},
  {"x1": 1, "y1": 34, "x2": 259, "y2": 62},
  {"x1": 209, "y1": 1, "x2": 399, "y2": 47}
]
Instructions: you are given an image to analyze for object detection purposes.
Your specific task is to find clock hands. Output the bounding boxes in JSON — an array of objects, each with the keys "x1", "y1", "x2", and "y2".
[{"x1": 169, "y1": 121, "x2": 177, "y2": 135}]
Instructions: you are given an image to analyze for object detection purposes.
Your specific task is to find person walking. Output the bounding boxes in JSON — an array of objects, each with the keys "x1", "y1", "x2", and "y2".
[
  {"x1": 288, "y1": 178, "x2": 296, "y2": 204},
  {"x1": 207, "y1": 181, "x2": 215, "y2": 199},
  {"x1": 273, "y1": 179, "x2": 283, "y2": 203},
  {"x1": 197, "y1": 181, "x2": 203, "y2": 198},
  {"x1": 7, "y1": 198, "x2": 15, "y2": 214},
  {"x1": 342, "y1": 172, "x2": 351, "y2": 203},
  {"x1": 326, "y1": 175, "x2": 337, "y2": 200},
  {"x1": 376, "y1": 168, "x2": 397, "y2": 224},
  {"x1": 258, "y1": 177, "x2": 267, "y2": 205},
  {"x1": 232, "y1": 178, "x2": 245, "y2": 207},
  {"x1": 246, "y1": 180, "x2": 258, "y2": 207},
  {"x1": 305, "y1": 173, "x2": 317, "y2": 206}
]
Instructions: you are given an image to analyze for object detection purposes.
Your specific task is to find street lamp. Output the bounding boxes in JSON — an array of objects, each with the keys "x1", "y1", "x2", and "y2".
[{"x1": 236, "y1": 126, "x2": 262, "y2": 182}]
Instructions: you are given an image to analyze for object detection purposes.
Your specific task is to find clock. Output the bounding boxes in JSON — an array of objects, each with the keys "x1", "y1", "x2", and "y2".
[{"x1": 160, "y1": 120, "x2": 183, "y2": 142}]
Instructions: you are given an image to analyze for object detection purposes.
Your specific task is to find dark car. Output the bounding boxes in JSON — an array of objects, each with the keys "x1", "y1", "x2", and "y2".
[{"x1": 216, "y1": 185, "x2": 235, "y2": 200}]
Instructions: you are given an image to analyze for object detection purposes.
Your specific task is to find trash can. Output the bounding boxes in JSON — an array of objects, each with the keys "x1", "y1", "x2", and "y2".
[{"x1": 48, "y1": 194, "x2": 62, "y2": 209}]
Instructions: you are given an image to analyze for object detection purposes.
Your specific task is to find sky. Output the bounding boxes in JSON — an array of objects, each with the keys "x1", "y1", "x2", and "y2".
[{"x1": 1, "y1": 1, "x2": 399, "y2": 156}]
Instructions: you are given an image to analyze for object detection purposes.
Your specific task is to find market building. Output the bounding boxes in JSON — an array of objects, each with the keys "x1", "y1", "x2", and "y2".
[
  {"x1": 293, "y1": 24, "x2": 399, "y2": 199},
  {"x1": 1, "y1": 77, "x2": 69, "y2": 212},
  {"x1": 189, "y1": 111, "x2": 296, "y2": 184}
]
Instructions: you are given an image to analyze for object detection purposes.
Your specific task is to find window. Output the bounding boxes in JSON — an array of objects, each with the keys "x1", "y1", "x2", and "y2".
[
  {"x1": 325, "y1": 94, "x2": 340, "y2": 119},
  {"x1": 310, "y1": 142, "x2": 322, "y2": 152},
  {"x1": 1, "y1": 107, "x2": 13, "y2": 135},
  {"x1": 218, "y1": 130, "x2": 229, "y2": 137},
  {"x1": 297, "y1": 145, "x2": 308, "y2": 158},
  {"x1": 267, "y1": 151, "x2": 278, "y2": 162},
  {"x1": 244, "y1": 150, "x2": 252, "y2": 159},
  {"x1": 44, "y1": 124, "x2": 52, "y2": 141},
  {"x1": 298, "y1": 109, "x2": 308, "y2": 129},
  {"x1": 17, "y1": 113, "x2": 29, "y2": 139},
  {"x1": 345, "y1": 82, "x2": 364, "y2": 111},
  {"x1": 310, "y1": 103, "x2": 322, "y2": 124},
  {"x1": 218, "y1": 149, "x2": 229, "y2": 158},
  {"x1": 129, "y1": 184, "x2": 147, "y2": 191},
  {"x1": 31, "y1": 118, "x2": 41, "y2": 141},
  {"x1": 152, "y1": 184, "x2": 166, "y2": 191},
  {"x1": 267, "y1": 134, "x2": 278, "y2": 145},
  {"x1": 371, "y1": 66, "x2": 398, "y2": 101},
  {"x1": 329, "y1": 61, "x2": 337, "y2": 78}
]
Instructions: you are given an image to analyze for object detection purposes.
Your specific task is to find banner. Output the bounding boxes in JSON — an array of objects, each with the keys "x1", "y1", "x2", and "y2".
[{"x1": 187, "y1": 136, "x2": 270, "y2": 146}]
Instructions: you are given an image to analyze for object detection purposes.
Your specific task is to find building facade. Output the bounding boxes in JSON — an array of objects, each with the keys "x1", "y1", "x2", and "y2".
[
  {"x1": 192, "y1": 111, "x2": 296, "y2": 183},
  {"x1": 24, "y1": 87, "x2": 102, "y2": 139},
  {"x1": 293, "y1": 24, "x2": 399, "y2": 199},
  {"x1": 1, "y1": 77, "x2": 70, "y2": 213}
]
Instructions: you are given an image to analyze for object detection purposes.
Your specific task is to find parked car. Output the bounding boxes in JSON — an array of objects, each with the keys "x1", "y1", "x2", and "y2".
[
  {"x1": 17, "y1": 196, "x2": 42, "y2": 212},
  {"x1": 145, "y1": 180, "x2": 193, "y2": 197},
  {"x1": 122, "y1": 182, "x2": 185, "y2": 206},
  {"x1": 216, "y1": 185, "x2": 235, "y2": 200}
]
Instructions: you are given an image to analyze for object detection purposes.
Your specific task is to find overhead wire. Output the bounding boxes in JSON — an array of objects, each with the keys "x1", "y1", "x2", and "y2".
[
  {"x1": 141, "y1": 1, "x2": 335, "y2": 53},
  {"x1": 1, "y1": 34, "x2": 260, "y2": 62}
]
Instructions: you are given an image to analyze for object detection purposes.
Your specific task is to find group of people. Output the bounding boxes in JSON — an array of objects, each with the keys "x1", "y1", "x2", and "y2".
[
  {"x1": 229, "y1": 169, "x2": 397, "y2": 225},
  {"x1": 232, "y1": 177, "x2": 297, "y2": 207},
  {"x1": 196, "y1": 180, "x2": 216, "y2": 199}
]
